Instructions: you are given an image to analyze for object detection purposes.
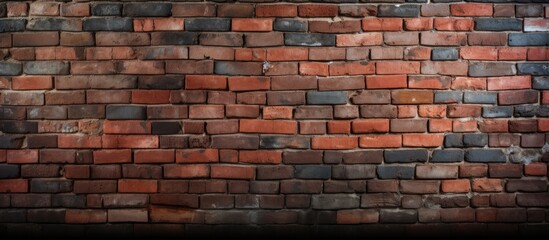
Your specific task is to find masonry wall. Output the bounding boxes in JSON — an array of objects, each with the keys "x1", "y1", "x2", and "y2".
[{"x1": 0, "y1": 0, "x2": 548, "y2": 237}]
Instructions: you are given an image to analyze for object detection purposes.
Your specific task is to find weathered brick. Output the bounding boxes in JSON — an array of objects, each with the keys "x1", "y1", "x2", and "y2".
[
  {"x1": 124, "y1": 3, "x2": 171, "y2": 17},
  {"x1": 273, "y1": 19, "x2": 307, "y2": 32},
  {"x1": 285, "y1": 33, "x2": 336, "y2": 47},
  {"x1": 27, "y1": 18, "x2": 81, "y2": 31},
  {"x1": 92, "y1": 3, "x2": 121, "y2": 16},
  {"x1": 509, "y1": 33, "x2": 549, "y2": 46},
  {"x1": 475, "y1": 19, "x2": 522, "y2": 31},
  {"x1": 83, "y1": 18, "x2": 132, "y2": 31}
]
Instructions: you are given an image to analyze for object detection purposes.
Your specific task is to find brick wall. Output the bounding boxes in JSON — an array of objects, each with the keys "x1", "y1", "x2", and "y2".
[{"x1": 0, "y1": 0, "x2": 548, "y2": 237}]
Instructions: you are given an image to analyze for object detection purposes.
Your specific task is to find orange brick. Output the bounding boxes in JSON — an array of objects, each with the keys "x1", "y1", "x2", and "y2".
[
  {"x1": 311, "y1": 136, "x2": 358, "y2": 150},
  {"x1": 232, "y1": 18, "x2": 273, "y2": 32},
  {"x1": 442, "y1": 179, "x2": 471, "y2": 193},
  {"x1": 263, "y1": 106, "x2": 293, "y2": 119},
  {"x1": 402, "y1": 134, "x2": 444, "y2": 147},
  {"x1": 118, "y1": 179, "x2": 157, "y2": 193},
  {"x1": 362, "y1": 18, "x2": 402, "y2": 31},
  {"x1": 429, "y1": 119, "x2": 453, "y2": 132},
  {"x1": 176, "y1": 149, "x2": 219, "y2": 163},
  {"x1": 267, "y1": 48, "x2": 308, "y2": 61},
  {"x1": 240, "y1": 119, "x2": 297, "y2": 134},
  {"x1": 352, "y1": 120, "x2": 390, "y2": 133},
  {"x1": 336, "y1": 33, "x2": 383, "y2": 46},
  {"x1": 460, "y1": 47, "x2": 498, "y2": 60},
  {"x1": 359, "y1": 135, "x2": 402, "y2": 148},
  {"x1": 487, "y1": 76, "x2": 531, "y2": 90},
  {"x1": 228, "y1": 77, "x2": 270, "y2": 91},
  {"x1": 300, "y1": 62, "x2": 329, "y2": 76},
  {"x1": 366, "y1": 75, "x2": 407, "y2": 89},
  {"x1": 11, "y1": 76, "x2": 53, "y2": 90},
  {"x1": 185, "y1": 75, "x2": 227, "y2": 90},
  {"x1": 327, "y1": 120, "x2": 351, "y2": 134},
  {"x1": 451, "y1": 3, "x2": 493, "y2": 17},
  {"x1": 239, "y1": 150, "x2": 282, "y2": 164}
]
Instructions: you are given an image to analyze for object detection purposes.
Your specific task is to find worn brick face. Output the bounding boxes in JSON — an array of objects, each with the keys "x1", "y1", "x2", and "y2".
[{"x1": 0, "y1": 0, "x2": 546, "y2": 234}]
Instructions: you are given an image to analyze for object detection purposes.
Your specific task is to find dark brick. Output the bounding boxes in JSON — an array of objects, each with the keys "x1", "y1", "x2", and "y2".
[
  {"x1": 0, "y1": 62, "x2": 23, "y2": 76},
  {"x1": 482, "y1": 106, "x2": 513, "y2": 118},
  {"x1": 214, "y1": 61, "x2": 263, "y2": 76},
  {"x1": 152, "y1": 32, "x2": 198, "y2": 45},
  {"x1": 27, "y1": 209, "x2": 65, "y2": 223},
  {"x1": 0, "y1": 209, "x2": 26, "y2": 223},
  {"x1": 434, "y1": 91, "x2": 462, "y2": 103},
  {"x1": 257, "y1": 166, "x2": 294, "y2": 180},
  {"x1": 68, "y1": 105, "x2": 105, "y2": 119},
  {"x1": 464, "y1": 134, "x2": 488, "y2": 147},
  {"x1": 0, "y1": 3, "x2": 5, "y2": 17},
  {"x1": 469, "y1": 62, "x2": 516, "y2": 77},
  {"x1": 514, "y1": 105, "x2": 537, "y2": 117},
  {"x1": 466, "y1": 149, "x2": 507, "y2": 163},
  {"x1": 91, "y1": 165, "x2": 121, "y2": 179},
  {"x1": 499, "y1": 90, "x2": 538, "y2": 105},
  {"x1": 509, "y1": 33, "x2": 549, "y2": 46},
  {"x1": 124, "y1": 3, "x2": 172, "y2": 17},
  {"x1": 83, "y1": 18, "x2": 133, "y2": 31},
  {"x1": 199, "y1": 33, "x2": 243, "y2": 47},
  {"x1": 475, "y1": 19, "x2": 522, "y2": 31},
  {"x1": 384, "y1": 150, "x2": 428, "y2": 163},
  {"x1": 250, "y1": 181, "x2": 279, "y2": 194},
  {"x1": 351, "y1": 90, "x2": 391, "y2": 104},
  {"x1": 517, "y1": 194, "x2": 549, "y2": 207},
  {"x1": 30, "y1": 179, "x2": 72, "y2": 193},
  {"x1": 507, "y1": 180, "x2": 547, "y2": 192},
  {"x1": 24, "y1": 61, "x2": 69, "y2": 75},
  {"x1": 332, "y1": 165, "x2": 376, "y2": 179},
  {"x1": 307, "y1": 91, "x2": 347, "y2": 105},
  {"x1": 217, "y1": 4, "x2": 254, "y2": 17},
  {"x1": 432, "y1": 48, "x2": 458, "y2": 61},
  {"x1": 123, "y1": 165, "x2": 162, "y2": 179},
  {"x1": 285, "y1": 33, "x2": 336, "y2": 46},
  {"x1": 0, "y1": 107, "x2": 26, "y2": 120},
  {"x1": 106, "y1": 105, "x2": 146, "y2": 120},
  {"x1": 245, "y1": 32, "x2": 284, "y2": 48},
  {"x1": 516, "y1": 5, "x2": 544, "y2": 17},
  {"x1": 52, "y1": 194, "x2": 86, "y2": 208},
  {"x1": 0, "y1": 121, "x2": 38, "y2": 134},
  {"x1": 376, "y1": 165, "x2": 415, "y2": 179},
  {"x1": 295, "y1": 165, "x2": 331, "y2": 179},
  {"x1": 311, "y1": 194, "x2": 360, "y2": 209},
  {"x1": 380, "y1": 210, "x2": 417, "y2": 223},
  {"x1": 260, "y1": 136, "x2": 310, "y2": 149},
  {"x1": 0, "y1": 165, "x2": 19, "y2": 178},
  {"x1": 139, "y1": 76, "x2": 184, "y2": 90},
  {"x1": 431, "y1": 150, "x2": 464, "y2": 163},
  {"x1": 517, "y1": 63, "x2": 549, "y2": 76},
  {"x1": 27, "y1": 18, "x2": 81, "y2": 31},
  {"x1": 152, "y1": 121, "x2": 181, "y2": 135},
  {"x1": 11, "y1": 194, "x2": 51, "y2": 208},
  {"x1": 27, "y1": 106, "x2": 67, "y2": 120},
  {"x1": 185, "y1": 18, "x2": 231, "y2": 32},
  {"x1": 0, "y1": 19, "x2": 25, "y2": 32},
  {"x1": 268, "y1": 92, "x2": 305, "y2": 106},
  {"x1": 103, "y1": 194, "x2": 148, "y2": 208},
  {"x1": 537, "y1": 106, "x2": 549, "y2": 117},
  {"x1": 360, "y1": 105, "x2": 397, "y2": 118},
  {"x1": 464, "y1": 92, "x2": 497, "y2": 104},
  {"x1": 294, "y1": 106, "x2": 332, "y2": 119},
  {"x1": 274, "y1": 19, "x2": 307, "y2": 32},
  {"x1": 92, "y1": 4, "x2": 122, "y2": 16},
  {"x1": 324, "y1": 180, "x2": 366, "y2": 193},
  {"x1": 378, "y1": 5, "x2": 419, "y2": 17},
  {"x1": 361, "y1": 193, "x2": 400, "y2": 208},
  {"x1": 211, "y1": 135, "x2": 259, "y2": 149},
  {"x1": 343, "y1": 150, "x2": 383, "y2": 164},
  {"x1": 533, "y1": 76, "x2": 549, "y2": 90},
  {"x1": 27, "y1": 135, "x2": 57, "y2": 148}
]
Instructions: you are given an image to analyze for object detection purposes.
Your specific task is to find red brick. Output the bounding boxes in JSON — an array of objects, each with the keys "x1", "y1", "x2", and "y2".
[
  {"x1": 539, "y1": 119, "x2": 549, "y2": 132},
  {"x1": 460, "y1": 47, "x2": 498, "y2": 60},
  {"x1": 240, "y1": 120, "x2": 297, "y2": 134},
  {"x1": 189, "y1": 46, "x2": 234, "y2": 60},
  {"x1": 118, "y1": 179, "x2": 157, "y2": 193},
  {"x1": 311, "y1": 136, "x2": 358, "y2": 150},
  {"x1": 267, "y1": 48, "x2": 308, "y2": 61},
  {"x1": 450, "y1": 3, "x2": 493, "y2": 16},
  {"x1": 164, "y1": 165, "x2": 210, "y2": 178},
  {"x1": 404, "y1": 18, "x2": 433, "y2": 31},
  {"x1": 256, "y1": 4, "x2": 297, "y2": 17},
  {"x1": 211, "y1": 165, "x2": 255, "y2": 179},
  {"x1": 362, "y1": 18, "x2": 402, "y2": 31},
  {"x1": 352, "y1": 120, "x2": 390, "y2": 133},
  {"x1": 309, "y1": 20, "x2": 361, "y2": 33},
  {"x1": 0, "y1": 179, "x2": 28, "y2": 193},
  {"x1": 298, "y1": 4, "x2": 338, "y2": 17},
  {"x1": 36, "y1": 47, "x2": 84, "y2": 60},
  {"x1": 93, "y1": 149, "x2": 131, "y2": 164},
  {"x1": 359, "y1": 135, "x2": 402, "y2": 148},
  {"x1": 409, "y1": 76, "x2": 451, "y2": 89},
  {"x1": 337, "y1": 210, "x2": 379, "y2": 224},
  {"x1": 451, "y1": 77, "x2": 487, "y2": 90},
  {"x1": 172, "y1": 3, "x2": 215, "y2": 17},
  {"x1": 441, "y1": 179, "x2": 471, "y2": 193},
  {"x1": 310, "y1": 47, "x2": 346, "y2": 61},
  {"x1": 7, "y1": 150, "x2": 38, "y2": 164},
  {"x1": 102, "y1": 135, "x2": 159, "y2": 149},
  {"x1": 58, "y1": 135, "x2": 102, "y2": 148},
  {"x1": 453, "y1": 120, "x2": 478, "y2": 132},
  {"x1": 134, "y1": 150, "x2": 175, "y2": 164},
  {"x1": 376, "y1": 61, "x2": 420, "y2": 74},
  {"x1": 263, "y1": 106, "x2": 293, "y2": 119},
  {"x1": 228, "y1": 77, "x2": 270, "y2": 91},
  {"x1": 327, "y1": 120, "x2": 350, "y2": 134},
  {"x1": 487, "y1": 76, "x2": 531, "y2": 90},
  {"x1": 433, "y1": 18, "x2": 474, "y2": 31},
  {"x1": 479, "y1": 120, "x2": 508, "y2": 133},
  {"x1": 300, "y1": 62, "x2": 329, "y2": 76},
  {"x1": 7, "y1": 2, "x2": 28, "y2": 17},
  {"x1": 527, "y1": 47, "x2": 549, "y2": 61},
  {"x1": 239, "y1": 150, "x2": 282, "y2": 164},
  {"x1": 447, "y1": 105, "x2": 481, "y2": 118},
  {"x1": 65, "y1": 210, "x2": 106, "y2": 223},
  {"x1": 189, "y1": 105, "x2": 225, "y2": 119},
  {"x1": 472, "y1": 178, "x2": 503, "y2": 192},
  {"x1": 300, "y1": 121, "x2": 326, "y2": 135},
  {"x1": 418, "y1": 105, "x2": 446, "y2": 118},
  {"x1": 232, "y1": 18, "x2": 273, "y2": 32},
  {"x1": 403, "y1": 134, "x2": 444, "y2": 147},
  {"x1": 398, "y1": 106, "x2": 417, "y2": 118},
  {"x1": 429, "y1": 119, "x2": 453, "y2": 132},
  {"x1": 235, "y1": 48, "x2": 266, "y2": 61},
  {"x1": 336, "y1": 33, "x2": 383, "y2": 46},
  {"x1": 391, "y1": 90, "x2": 433, "y2": 104},
  {"x1": 498, "y1": 48, "x2": 527, "y2": 60},
  {"x1": 103, "y1": 121, "x2": 151, "y2": 134},
  {"x1": 134, "y1": 18, "x2": 184, "y2": 31},
  {"x1": 176, "y1": 149, "x2": 219, "y2": 163},
  {"x1": 329, "y1": 62, "x2": 375, "y2": 76},
  {"x1": 12, "y1": 76, "x2": 53, "y2": 90},
  {"x1": 524, "y1": 163, "x2": 547, "y2": 176}
]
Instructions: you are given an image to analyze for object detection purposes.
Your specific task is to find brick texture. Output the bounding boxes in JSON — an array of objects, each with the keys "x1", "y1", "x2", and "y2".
[{"x1": 0, "y1": 0, "x2": 548, "y2": 237}]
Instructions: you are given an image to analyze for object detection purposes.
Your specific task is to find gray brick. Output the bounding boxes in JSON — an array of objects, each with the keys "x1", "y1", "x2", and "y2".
[
  {"x1": 295, "y1": 165, "x2": 331, "y2": 179},
  {"x1": 92, "y1": 3, "x2": 122, "y2": 16},
  {"x1": 260, "y1": 136, "x2": 310, "y2": 149},
  {"x1": 475, "y1": 19, "x2": 522, "y2": 31},
  {"x1": 283, "y1": 150, "x2": 322, "y2": 164},
  {"x1": 537, "y1": 106, "x2": 549, "y2": 117},
  {"x1": 464, "y1": 92, "x2": 497, "y2": 104},
  {"x1": 123, "y1": 3, "x2": 172, "y2": 17},
  {"x1": 434, "y1": 91, "x2": 462, "y2": 103},
  {"x1": 465, "y1": 149, "x2": 507, "y2": 163},
  {"x1": 517, "y1": 63, "x2": 549, "y2": 76},
  {"x1": 516, "y1": 5, "x2": 543, "y2": 17},
  {"x1": 0, "y1": 19, "x2": 25, "y2": 32},
  {"x1": 431, "y1": 150, "x2": 464, "y2": 163},
  {"x1": 377, "y1": 165, "x2": 415, "y2": 179},
  {"x1": 463, "y1": 133, "x2": 488, "y2": 147},
  {"x1": 274, "y1": 19, "x2": 307, "y2": 32},
  {"x1": 211, "y1": 135, "x2": 259, "y2": 149},
  {"x1": 285, "y1": 33, "x2": 336, "y2": 46},
  {"x1": 469, "y1": 62, "x2": 516, "y2": 77},
  {"x1": 83, "y1": 18, "x2": 133, "y2": 31},
  {"x1": 68, "y1": 105, "x2": 105, "y2": 119},
  {"x1": 24, "y1": 61, "x2": 69, "y2": 75},
  {"x1": 378, "y1": 5, "x2": 420, "y2": 17},
  {"x1": 27, "y1": 18, "x2": 81, "y2": 31},
  {"x1": 30, "y1": 179, "x2": 72, "y2": 193},
  {"x1": 311, "y1": 194, "x2": 360, "y2": 210},
  {"x1": 307, "y1": 91, "x2": 347, "y2": 105},
  {"x1": 185, "y1": 18, "x2": 231, "y2": 32},
  {"x1": 152, "y1": 121, "x2": 181, "y2": 135},
  {"x1": 0, "y1": 62, "x2": 23, "y2": 76},
  {"x1": 257, "y1": 166, "x2": 294, "y2": 180},
  {"x1": 332, "y1": 165, "x2": 376, "y2": 179},
  {"x1": 0, "y1": 165, "x2": 19, "y2": 178},
  {"x1": 0, "y1": 135, "x2": 24, "y2": 149},
  {"x1": 533, "y1": 76, "x2": 549, "y2": 90},
  {"x1": 106, "y1": 105, "x2": 146, "y2": 120},
  {"x1": 384, "y1": 150, "x2": 428, "y2": 163},
  {"x1": 0, "y1": 209, "x2": 26, "y2": 223},
  {"x1": 509, "y1": 33, "x2": 549, "y2": 46},
  {"x1": 444, "y1": 134, "x2": 463, "y2": 148},
  {"x1": 27, "y1": 106, "x2": 67, "y2": 120},
  {"x1": 199, "y1": 33, "x2": 243, "y2": 47},
  {"x1": 360, "y1": 105, "x2": 397, "y2": 118},
  {"x1": 514, "y1": 105, "x2": 537, "y2": 117},
  {"x1": 138, "y1": 76, "x2": 183, "y2": 89},
  {"x1": 380, "y1": 210, "x2": 417, "y2": 223},
  {"x1": 0, "y1": 3, "x2": 5, "y2": 17},
  {"x1": 294, "y1": 106, "x2": 332, "y2": 119},
  {"x1": 52, "y1": 194, "x2": 86, "y2": 208},
  {"x1": 152, "y1": 32, "x2": 198, "y2": 45},
  {"x1": 432, "y1": 48, "x2": 458, "y2": 61},
  {"x1": 0, "y1": 121, "x2": 38, "y2": 134},
  {"x1": 214, "y1": 61, "x2": 263, "y2": 76},
  {"x1": 483, "y1": 106, "x2": 513, "y2": 118}
]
